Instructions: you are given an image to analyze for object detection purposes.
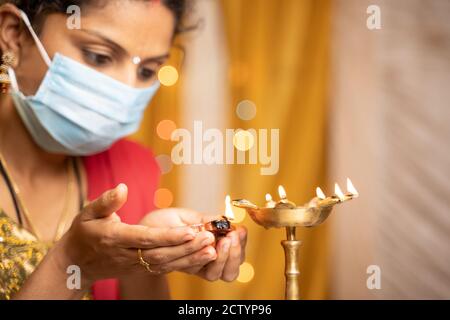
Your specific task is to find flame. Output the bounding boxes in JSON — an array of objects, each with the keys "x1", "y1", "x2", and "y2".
[
  {"x1": 334, "y1": 183, "x2": 345, "y2": 201},
  {"x1": 316, "y1": 187, "x2": 326, "y2": 200},
  {"x1": 265, "y1": 193, "x2": 273, "y2": 202},
  {"x1": 278, "y1": 185, "x2": 287, "y2": 199},
  {"x1": 225, "y1": 195, "x2": 235, "y2": 220},
  {"x1": 346, "y1": 178, "x2": 359, "y2": 197}
]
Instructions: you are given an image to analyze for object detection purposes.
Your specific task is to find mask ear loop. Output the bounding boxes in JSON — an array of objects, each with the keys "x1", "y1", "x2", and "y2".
[
  {"x1": 7, "y1": 67, "x2": 19, "y2": 92},
  {"x1": 8, "y1": 10, "x2": 52, "y2": 92},
  {"x1": 19, "y1": 10, "x2": 52, "y2": 67}
]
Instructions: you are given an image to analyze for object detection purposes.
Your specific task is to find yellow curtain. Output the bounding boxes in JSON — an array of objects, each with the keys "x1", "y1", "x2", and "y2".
[{"x1": 133, "y1": 0, "x2": 330, "y2": 299}]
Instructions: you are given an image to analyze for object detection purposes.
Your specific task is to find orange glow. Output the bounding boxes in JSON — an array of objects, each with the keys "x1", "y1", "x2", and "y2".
[
  {"x1": 156, "y1": 119, "x2": 177, "y2": 140},
  {"x1": 233, "y1": 130, "x2": 255, "y2": 151},
  {"x1": 237, "y1": 262, "x2": 255, "y2": 283},
  {"x1": 158, "y1": 65, "x2": 179, "y2": 87},
  {"x1": 232, "y1": 208, "x2": 247, "y2": 223},
  {"x1": 154, "y1": 188, "x2": 174, "y2": 208}
]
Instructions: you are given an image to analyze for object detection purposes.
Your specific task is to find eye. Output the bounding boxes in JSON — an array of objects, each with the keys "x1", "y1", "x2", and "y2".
[
  {"x1": 138, "y1": 66, "x2": 157, "y2": 82},
  {"x1": 82, "y1": 49, "x2": 112, "y2": 67}
]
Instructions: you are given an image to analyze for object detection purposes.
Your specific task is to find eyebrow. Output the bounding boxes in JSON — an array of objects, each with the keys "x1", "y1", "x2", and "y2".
[{"x1": 79, "y1": 29, "x2": 170, "y2": 63}]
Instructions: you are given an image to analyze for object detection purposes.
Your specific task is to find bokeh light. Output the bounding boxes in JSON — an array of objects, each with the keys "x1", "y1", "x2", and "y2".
[
  {"x1": 233, "y1": 130, "x2": 255, "y2": 151},
  {"x1": 157, "y1": 119, "x2": 177, "y2": 140},
  {"x1": 158, "y1": 65, "x2": 179, "y2": 87},
  {"x1": 236, "y1": 100, "x2": 257, "y2": 121},
  {"x1": 155, "y1": 154, "x2": 173, "y2": 175},
  {"x1": 154, "y1": 188, "x2": 174, "y2": 208},
  {"x1": 237, "y1": 262, "x2": 255, "y2": 283},
  {"x1": 232, "y1": 207, "x2": 247, "y2": 224}
]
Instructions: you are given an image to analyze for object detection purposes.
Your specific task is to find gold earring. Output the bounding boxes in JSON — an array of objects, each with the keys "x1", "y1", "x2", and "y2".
[{"x1": 0, "y1": 51, "x2": 17, "y2": 94}]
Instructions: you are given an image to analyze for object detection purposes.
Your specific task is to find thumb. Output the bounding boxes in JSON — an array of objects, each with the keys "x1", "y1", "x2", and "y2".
[{"x1": 81, "y1": 183, "x2": 128, "y2": 220}]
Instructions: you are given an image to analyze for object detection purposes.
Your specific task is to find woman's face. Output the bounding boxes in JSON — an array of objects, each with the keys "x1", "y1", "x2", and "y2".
[{"x1": 14, "y1": 1, "x2": 175, "y2": 95}]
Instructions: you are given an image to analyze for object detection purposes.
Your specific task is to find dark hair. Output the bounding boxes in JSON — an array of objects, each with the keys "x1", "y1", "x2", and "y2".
[{"x1": 1, "y1": 0, "x2": 189, "y2": 36}]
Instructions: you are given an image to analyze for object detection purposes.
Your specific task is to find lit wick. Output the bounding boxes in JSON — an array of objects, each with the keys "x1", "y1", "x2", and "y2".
[
  {"x1": 316, "y1": 180, "x2": 359, "y2": 207},
  {"x1": 265, "y1": 193, "x2": 276, "y2": 208},
  {"x1": 346, "y1": 178, "x2": 359, "y2": 198},
  {"x1": 315, "y1": 187, "x2": 339, "y2": 207},
  {"x1": 224, "y1": 195, "x2": 235, "y2": 220},
  {"x1": 316, "y1": 187, "x2": 326, "y2": 200},
  {"x1": 275, "y1": 185, "x2": 296, "y2": 209},
  {"x1": 334, "y1": 183, "x2": 346, "y2": 202},
  {"x1": 188, "y1": 195, "x2": 235, "y2": 235},
  {"x1": 279, "y1": 185, "x2": 287, "y2": 201}
]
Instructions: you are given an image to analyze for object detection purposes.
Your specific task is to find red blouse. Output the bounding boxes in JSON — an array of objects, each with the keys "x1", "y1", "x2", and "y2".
[{"x1": 83, "y1": 139, "x2": 161, "y2": 300}]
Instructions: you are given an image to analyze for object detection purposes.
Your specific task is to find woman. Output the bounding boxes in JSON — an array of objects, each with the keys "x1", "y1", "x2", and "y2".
[{"x1": 0, "y1": 0, "x2": 247, "y2": 300}]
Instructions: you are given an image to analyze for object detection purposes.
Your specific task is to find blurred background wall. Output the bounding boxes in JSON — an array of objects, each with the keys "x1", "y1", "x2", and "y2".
[
  {"x1": 329, "y1": 0, "x2": 450, "y2": 299},
  {"x1": 132, "y1": 0, "x2": 450, "y2": 299}
]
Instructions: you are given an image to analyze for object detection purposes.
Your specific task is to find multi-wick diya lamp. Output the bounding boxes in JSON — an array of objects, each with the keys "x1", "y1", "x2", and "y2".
[{"x1": 232, "y1": 178, "x2": 359, "y2": 300}]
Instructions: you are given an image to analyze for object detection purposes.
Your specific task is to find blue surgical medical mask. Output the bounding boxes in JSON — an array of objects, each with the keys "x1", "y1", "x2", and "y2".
[{"x1": 9, "y1": 10, "x2": 160, "y2": 156}]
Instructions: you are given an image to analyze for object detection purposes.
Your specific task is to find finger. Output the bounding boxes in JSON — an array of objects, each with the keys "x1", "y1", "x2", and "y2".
[
  {"x1": 167, "y1": 208, "x2": 205, "y2": 225},
  {"x1": 199, "y1": 237, "x2": 231, "y2": 282},
  {"x1": 237, "y1": 226, "x2": 248, "y2": 246},
  {"x1": 162, "y1": 245, "x2": 216, "y2": 273},
  {"x1": 221, "y1": 232, "x2": 242, "y2": 282},
  {"x1": 114, "y1": 224, "x2": 197, "y2": 249},
  {"x1": 136, "y1": 245, "x2": 217, "y2": 275},
  {"x1": 180, "y1": 264, "x2": 204, "y2": 275},
  {"x1": 140, "y1": 231, "x2": 215, "y2": 264},
  {"x1": 237, "y1": 226, "x2": 248, "y2": 263},
  {"x1": 81, "y1": 184, "x2": 128, "y2": 220}
]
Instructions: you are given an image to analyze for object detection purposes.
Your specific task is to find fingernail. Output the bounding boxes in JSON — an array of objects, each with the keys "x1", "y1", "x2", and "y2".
[
  {"x1": 202, "y1": 246, "x2": 215, "y2": 259},
  {"x1": 183, "y1": 233, "x2": 195, "y2": 242},
  {"x1": 222, "y1": 241, "x2": 231, "y2": 252},
  {"x1": 110, "y1": 184, "x2": 124, "y2": 200},
  {"x1": 201, "y1": 234, "x2": 214, "y2": 246},
  {"x1": 117, "y1": 183, "x2": 127, "y2": 193},
  {"x1": 202, "y1": 252, "x2": 213, "y2": 260},
  {"x1": 108, "y1": 189, "x2": 117, "y2": 201},
  {"x1": 231, "y1": 234, "x2": 239, "y2": 247}
]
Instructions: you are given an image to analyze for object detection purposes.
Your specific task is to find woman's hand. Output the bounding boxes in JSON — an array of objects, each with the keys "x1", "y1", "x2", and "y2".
[
  {"x1": 140, "y1": 209, "x2": 248, "y2": 282},
  {"x1": 187, "y1": 228, "x2": 247, "y2": 282},
  {"x1": 56, "y1": 184, "x2": 216, "y2": 285}
]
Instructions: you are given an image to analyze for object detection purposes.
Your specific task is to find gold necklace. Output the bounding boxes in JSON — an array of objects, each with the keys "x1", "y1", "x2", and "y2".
[{"x1": 0, "y1": 153, "x2": 75, "y2": 243}]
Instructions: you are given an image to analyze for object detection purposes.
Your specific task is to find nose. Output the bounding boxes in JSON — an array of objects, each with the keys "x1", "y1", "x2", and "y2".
[{"x1": 122, "y1": 63, "x2": 138, "y2": 88}]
